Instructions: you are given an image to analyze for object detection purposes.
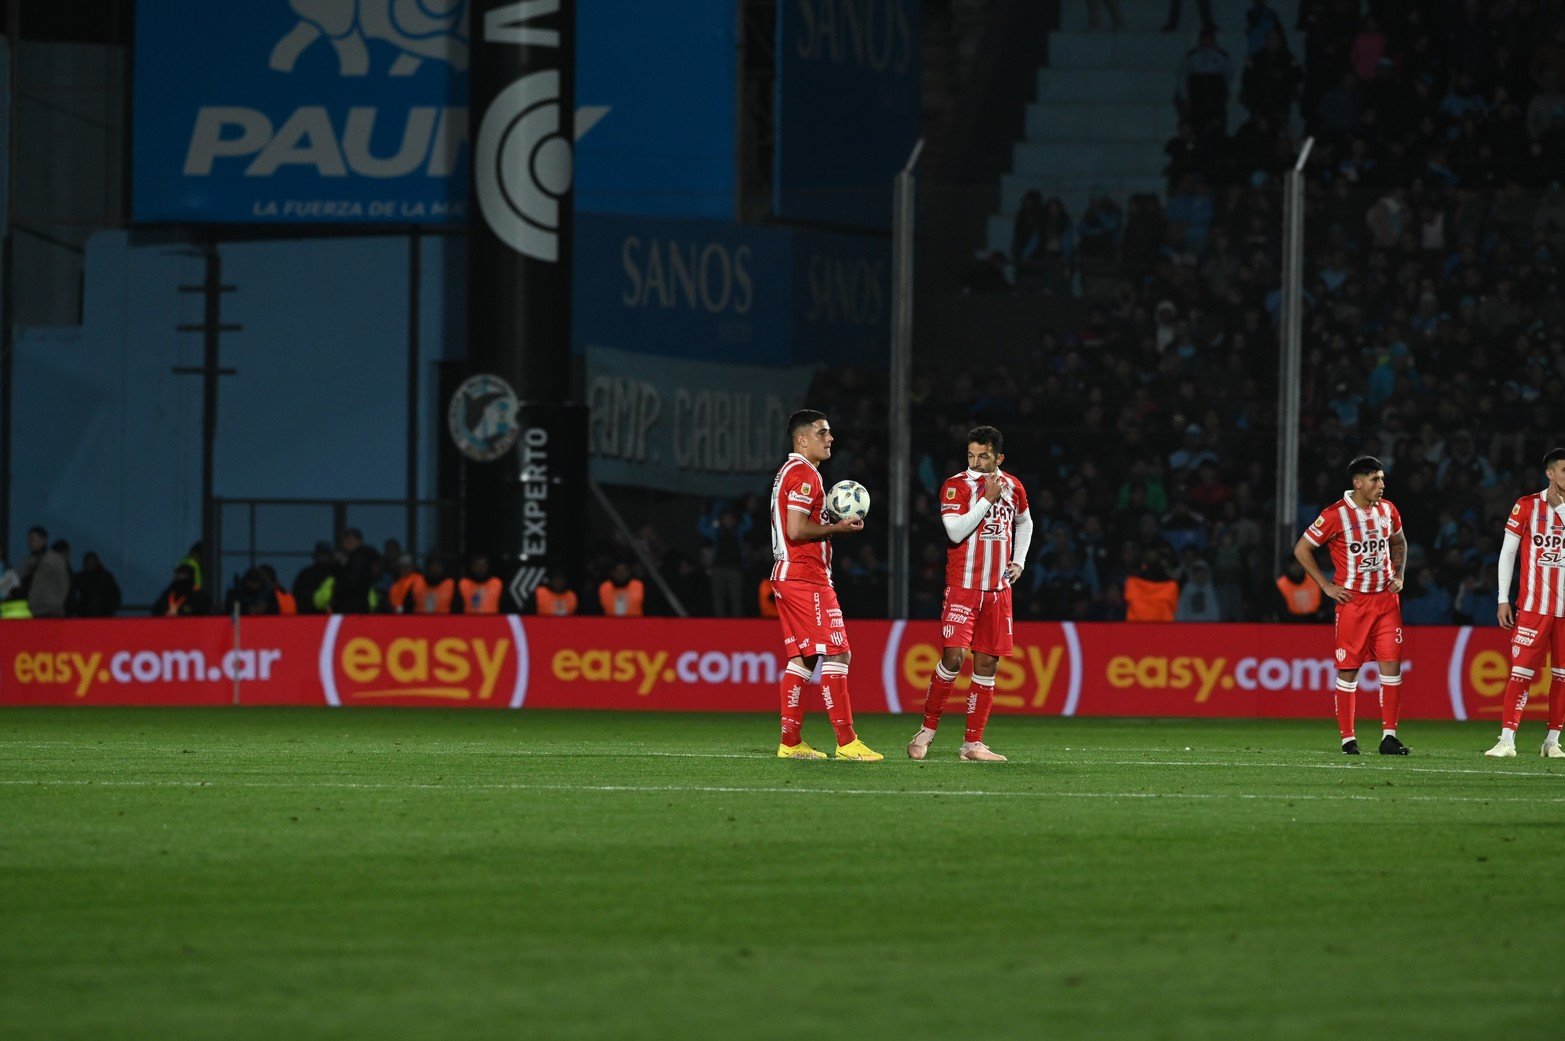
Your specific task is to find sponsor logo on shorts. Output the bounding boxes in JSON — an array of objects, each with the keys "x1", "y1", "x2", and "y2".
[{"x1": 1515, "y1": 626, "x2": 1539, "y2": 647}]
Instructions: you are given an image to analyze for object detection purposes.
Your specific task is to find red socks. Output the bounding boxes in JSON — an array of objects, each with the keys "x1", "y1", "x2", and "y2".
[
  {"x1": 1550, "y1": 668, "x2": 1565, "y2": 733},
  {"x1": 1378, "y1": 672, "x2": 1402, "y2": 732},
  {"x1": 1501, "y1": 666, "x2": 1533, "y2": 733},
  {"x1": 778, "y1": 660, "x2": 811, "y2": 746},
  {"x1": 965, "y1": 674, "x2": 996, "y2": 743},
  {"x1": 819, "y1": 661, "x2": 857, "y2": 745},
  {"x1": 1334, "y1": 676, "x2": 1357, "y2": 740},
  {"x1": 921, "y1": 661, "x2": 959, "y2": 731}
]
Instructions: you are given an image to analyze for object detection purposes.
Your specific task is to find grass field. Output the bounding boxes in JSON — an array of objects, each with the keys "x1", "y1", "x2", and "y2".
[{"x1": 1, "y1": 709, "x2": 1561, "y2": 1040}]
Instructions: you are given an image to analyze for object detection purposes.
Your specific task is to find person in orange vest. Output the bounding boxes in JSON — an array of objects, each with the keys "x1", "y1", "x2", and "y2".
[
  {"x1": 1124, "y1": 555, "x2": 1179, "y2": 621},
  {"x1": 535, "y1": 570, "x2": 579, "y2": 616},
  {"x1": 420, "y1": 556, "x2": 458, "y2": 614},
  {"x1": 151, "y1": 563, "x2": 211, "y2": 617},
  {"x1": 598, "y1": 562, "x2": 645, "y2": 616},
  {"x1": 1275, "y1": 558, "x2": 1324, "y2": 620},
  {"x1": 758, "y1": 577, "x2": 779, "y2": 618},
  {"x1": 388, "y1": 555, "x2": 427, "y2": 614},
  {"x1": 460, "y1": 553, "x2": 503, "y2": 614},
  {"x1": 260, "y1": 565, "x2": 297, "y2": 615}
]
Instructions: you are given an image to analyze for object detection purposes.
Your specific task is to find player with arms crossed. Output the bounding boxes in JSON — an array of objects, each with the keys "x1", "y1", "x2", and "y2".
[
  {"x1": 769, "y1": 409, "x2": 883, "y2": 761},
  {"x1": 907, "y1": 425, "x2": 1033, "y2": 762},
  {"x1": 1486, "y1": 448, "x2": 1565, "y2": 758},
  {"x1": 1293, "y1": 456, "x2": 1410, "y2": 754}
]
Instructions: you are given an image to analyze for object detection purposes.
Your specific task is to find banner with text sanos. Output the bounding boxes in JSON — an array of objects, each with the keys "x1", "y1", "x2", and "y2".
[{"x1": 0, "y1": 618, "x2": 1526, "y2": 723}]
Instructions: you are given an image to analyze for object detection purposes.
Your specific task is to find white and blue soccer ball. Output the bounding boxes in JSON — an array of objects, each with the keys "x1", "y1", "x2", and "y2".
[{"x1": 827, "y1": 480, "x2": 871, "y2": 521}]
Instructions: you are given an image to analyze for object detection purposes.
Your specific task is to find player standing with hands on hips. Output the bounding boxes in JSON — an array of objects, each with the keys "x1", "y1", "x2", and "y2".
[
  {"x1": 768, "y1": 409, "x2": 883, "y2": 761},
  {"x1": 908, "y1": 425, "x2": 1033, "y2": 762},
  {"x1": 1485, "y1": 448, "x2": 1565, "y2": 758},
  {"x1": 1292, "y1": 456, "x2": 1411, "y2": 755}
]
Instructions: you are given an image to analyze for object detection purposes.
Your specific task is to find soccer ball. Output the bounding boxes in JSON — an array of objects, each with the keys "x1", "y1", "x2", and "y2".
[{"x1": 827, "y1": 480, "x2": 871, "y2": 521}]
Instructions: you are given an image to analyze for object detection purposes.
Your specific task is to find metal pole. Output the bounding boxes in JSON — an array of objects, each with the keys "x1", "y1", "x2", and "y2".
[
  {"x1": 0, "y1": 18, "x2": 18, "y2": 558},
  {"x1": 1275, "y1": 137, "x2": 1313, "y2": 577},
  {"x1": 406, "y1": 230, "x2": 421, "y2": 555},
  {"x1": 888, "y1": 137, "x2": 922, "y2": 620}
]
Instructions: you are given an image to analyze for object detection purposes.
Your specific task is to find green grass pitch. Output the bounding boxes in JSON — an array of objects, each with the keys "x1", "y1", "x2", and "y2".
[{"x1": 1, "y1": 708, "x2": 1560, "y2": 1040}]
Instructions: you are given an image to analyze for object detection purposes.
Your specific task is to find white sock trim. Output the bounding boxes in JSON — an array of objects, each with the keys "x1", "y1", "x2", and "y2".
[
  {"x1": 1382, "y1": 729, "x2": 1397, "y2": 738},
  {"x1": 934, "y1": 662, "x2": 960, "y2": 683},
  {"x1": 971, "y1": 674, "x2": 997, "y2": 688},
  {"x1": 1379, "y1": 675, "x2": 1402, "y2": 686},
  {"x1": 785, "y1": 661, "x2": 812, "y2": 680},
  {"x1": 1342, "y1": 735, "x2": 1357, "y2": 745},
  {"x1": 820, "y1": 661, "x2": 849, "y2": 676}
]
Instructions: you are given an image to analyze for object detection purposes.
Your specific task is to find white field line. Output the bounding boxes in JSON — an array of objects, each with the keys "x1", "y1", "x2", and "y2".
[
  {"x1": 0, "y1": 776, "x2": 1560, "y2": 805},
  {"x1": 1, "y1": 740, "x2": 1560, "y2": 779}
]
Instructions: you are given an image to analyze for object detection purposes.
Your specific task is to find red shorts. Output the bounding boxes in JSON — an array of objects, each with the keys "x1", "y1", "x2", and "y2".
[
  {"x1": 938, "y1": 585, "x2": 1014, "y2": 658},
  {"x1": 773, "y1": 580, "x2": 850, "y2": 658},
  {"x1": 1508, "y1": 610, "x2": 1565, "y2": 674},
  {"x1": 1334, "y1": 590, "x2": 1402, "y2": 670}
]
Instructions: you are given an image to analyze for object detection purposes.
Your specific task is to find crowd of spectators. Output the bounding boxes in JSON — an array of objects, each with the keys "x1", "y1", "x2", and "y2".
[{"x1": 957, "y1": 0, "x2": 1565, "y2": 623}]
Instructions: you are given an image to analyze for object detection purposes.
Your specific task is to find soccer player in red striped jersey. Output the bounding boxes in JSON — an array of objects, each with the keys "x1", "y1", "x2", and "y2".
[
  {"x1": 1486, "y1": 448, "x2": 1565, "y2": 758},
  {"x1": 1292, "y1": 455, "x2": 1411, "y2": 755},
  {"x1": 768, "y1": 409, "x2": 882, "y2": 761},
  {"x1": 907, "y1": 425, "x2": 1033, "y2": 762}
]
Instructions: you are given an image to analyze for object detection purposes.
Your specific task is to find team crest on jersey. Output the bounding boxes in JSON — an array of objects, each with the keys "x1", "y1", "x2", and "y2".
[
  {"x1": 943, "y1": 625, "x2": 955, "y2": 639},
  {"x1": 800, "y1": 483, "x2": 811, "y2": 495},
  {"x1": 1513, "y1": 503, "x2": 1522, "y2": 515},
  {"x1": 1335, "y1": 648, "x2": 1346, "y2": 662},
  {"x1": 1312, "y1": 515, "x2": 1325, "y2": 529},
  {"x1": 945, "y1": 487, "x2": 958, "y2": 500}
]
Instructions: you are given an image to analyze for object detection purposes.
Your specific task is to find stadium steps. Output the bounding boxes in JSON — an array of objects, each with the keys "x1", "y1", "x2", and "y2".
[{"x1": 984, "y1": 0, "x2": 1300, "y2": 257}]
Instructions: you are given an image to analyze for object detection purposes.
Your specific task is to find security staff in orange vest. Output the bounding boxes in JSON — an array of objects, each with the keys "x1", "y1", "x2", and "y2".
[
  {"x1": 598, "y1": 562, "x2": 645, "y2": 617},
  {"x1": 535, "y1": 570, "x2": 579, "y2": 616},
  {"x1": 1124, "y1": 556, "x2": 1179, "y2": 622},
  {"x1": 1275, "y1": 558, "x2": 1324, "y2": 619},
  {"x1": 420, "y1": 557, "x2": 458, "y2": 614},
  {"x1": 460, "y1": 553, "x2": 503, "y2": 614},
  {"x1": 260, "y1": 565, "x2": 296, "y2": 615},
  {"x1": 388, "y1": 556, "x2": 427, "y2": 614},
  {"x1": 758, "y1": 578, "x2": 779, "y2": 618}
]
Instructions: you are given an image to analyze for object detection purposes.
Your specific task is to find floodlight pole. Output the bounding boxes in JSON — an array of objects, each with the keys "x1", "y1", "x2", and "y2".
[
  {"x1": 1274, "y1": 137, "x2": 1313, "y2": 578},
  {"x1": 888, "y1": 137, "x2": 923, "y2": 620}
]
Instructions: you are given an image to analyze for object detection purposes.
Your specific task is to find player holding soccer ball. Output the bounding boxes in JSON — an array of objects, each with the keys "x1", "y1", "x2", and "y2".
[
  {"x1": 768, "y1": 409, "x2": 882, "y2": 761},
  {"x1": 1485, "y1": 448, "x2": 1565, "y2": 759},
  {"x1": 907, "y1": 425, "x2": 1033, "y2": 762},
  {"x1": 1292, "y1": 456, "x2": 1410, "y2": 755}
]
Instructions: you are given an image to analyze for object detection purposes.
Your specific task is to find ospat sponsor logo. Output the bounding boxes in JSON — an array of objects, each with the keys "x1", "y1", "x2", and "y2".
[
  {"x1": 10, "y1": 646, "x2": 283, "y2": 699},
  {"x1": 320, "y1": 616, "x2": 525, "y2": 705}
]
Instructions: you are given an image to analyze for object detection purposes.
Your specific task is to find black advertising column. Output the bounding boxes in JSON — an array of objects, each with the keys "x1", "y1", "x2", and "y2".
[{"x1": 463, "y1": 0, "x2": 586, "y2": 610}]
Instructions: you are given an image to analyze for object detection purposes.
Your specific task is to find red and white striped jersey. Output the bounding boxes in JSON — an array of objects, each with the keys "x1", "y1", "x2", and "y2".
[
  {"x1": 770, "y1": 453, "x2": 832, "y2": 585},
  {"x1": 1302, "y1": 491, "x2": 1403, "y2": 594},
  {"x1": 1504, "y1": 491, "x2": 1565, "y2": 616},
  {"x1": 940, "y1": 469, "x2": 1030, "y2": 591}
]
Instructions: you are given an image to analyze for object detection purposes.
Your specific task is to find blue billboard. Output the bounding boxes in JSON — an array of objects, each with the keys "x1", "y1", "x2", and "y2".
[
  {"x1": 775, "y1": 0, "x2": 922, "y2": 230},
  {"x1": 133, "y1": 0, "x2": 737, "y2": 223},
  {"x1": 574, "y1": 213, "x2": 888, "y2": 369}
]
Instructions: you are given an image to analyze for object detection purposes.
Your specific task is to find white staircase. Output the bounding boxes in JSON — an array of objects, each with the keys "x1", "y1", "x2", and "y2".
[{"x1": 985, "y1": 0, "x2": 1301, "y2": 255}]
